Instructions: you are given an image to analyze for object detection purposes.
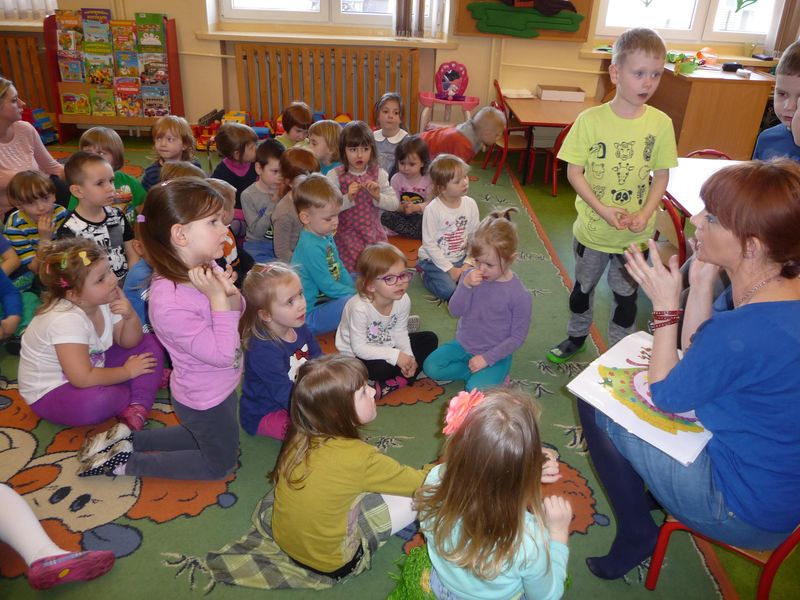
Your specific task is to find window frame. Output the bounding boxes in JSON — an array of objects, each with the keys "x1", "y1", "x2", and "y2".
[
  {"x1": 595, "y1": 0, "x2": 777, "y2": 44},
  {"x1": 219, "y1": 0, "x2": 394, "y2": 28}
]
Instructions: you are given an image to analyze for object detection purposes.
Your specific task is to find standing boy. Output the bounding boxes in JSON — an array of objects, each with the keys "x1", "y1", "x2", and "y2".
[
  {"x1": 547, "y1": 27, "x2": 678, "y2": 363},
  {"x1": 753, "y1": 40, "x2": 800, "y2": 161}
]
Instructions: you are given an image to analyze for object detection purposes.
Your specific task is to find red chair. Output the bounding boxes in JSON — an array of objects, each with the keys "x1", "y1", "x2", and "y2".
[
  {"x1": 481, "y1": 80, "x2": 532, "y2": 185},
  {"x1": 686, "y1": 148, "x2": 733, "y2": 160},
  {"x1": 653, "y1": 194, "x2": 689, "y2": 266},
  {"x1": 646, "y1": 517, "x2": 800, "y2": 600},
  {"x1": 542, "y1": 122, "x2": 573, "y2": 197}
]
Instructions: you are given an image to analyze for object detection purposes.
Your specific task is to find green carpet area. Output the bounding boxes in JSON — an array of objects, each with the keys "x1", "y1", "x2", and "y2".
[{"x1": 0, "y1": 141, "x2": 795, "y2": 599}]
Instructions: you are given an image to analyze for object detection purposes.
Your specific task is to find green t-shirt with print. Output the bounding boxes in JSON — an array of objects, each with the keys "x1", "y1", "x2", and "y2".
[{"x1": 558, "y1": 103, "x2": 678, "y2": 254}]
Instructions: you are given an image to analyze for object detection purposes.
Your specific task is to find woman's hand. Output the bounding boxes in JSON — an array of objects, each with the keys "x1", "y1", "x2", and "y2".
[
  {"x1": 623, "y1": 239, "x2": 682, "y2": 310},
  {"x1": 123, "y1": 352, "x2": 157, "y2": 379},
  {"x1": 543, "y1": 496, "x2": 572, "y2": 545},
  {"x1": 687, "y1": 239, "x2": 720, "y2": 290}
]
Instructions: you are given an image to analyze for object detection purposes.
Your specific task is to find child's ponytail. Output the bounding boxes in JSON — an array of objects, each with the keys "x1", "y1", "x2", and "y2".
[{"x1": 469, "y1": 206, "x2": 519, "y2": 268}]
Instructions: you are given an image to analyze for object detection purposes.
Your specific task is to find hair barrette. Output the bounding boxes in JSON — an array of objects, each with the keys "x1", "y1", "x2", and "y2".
[
  {"x1": 253, "y1": 263, "x2": 276, "y2": 275},
  {"x1": 78, "y1": 250, "x2": 91, "y2": 266},
  {"x1": 58, "y1": 277, "x2": 70, "y2": 289},
  {"x1": 442, "y1": 389, "x2": 487, "y2": 436},
  {"x1": 136, "y1": 214, "x2": 146, "y2": 223},
  {"x1": 60, "y1": 252, "x2": 69, "y2": 269}
]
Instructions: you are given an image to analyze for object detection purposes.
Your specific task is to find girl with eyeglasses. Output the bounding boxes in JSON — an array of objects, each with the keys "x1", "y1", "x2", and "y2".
[{"x1": 336, "y1": 242, "x2": 438, "y2": 398}]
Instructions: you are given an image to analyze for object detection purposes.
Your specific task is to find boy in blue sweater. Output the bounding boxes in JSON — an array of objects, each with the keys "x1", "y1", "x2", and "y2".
[
  {"x1": 753, "y1": 40, "x2": 800, "y2": 161},
  {"x1": 291, "y1": 173, "x2": 355, "y2": 335}
]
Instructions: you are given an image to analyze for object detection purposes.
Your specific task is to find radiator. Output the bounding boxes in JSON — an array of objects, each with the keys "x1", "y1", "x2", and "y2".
[
  {"x1": 234, "y1": 44, "x2": 419, "y2": 131},
  {"x1": 0, "y1": 35, "x2": 49, "y2": 111}
]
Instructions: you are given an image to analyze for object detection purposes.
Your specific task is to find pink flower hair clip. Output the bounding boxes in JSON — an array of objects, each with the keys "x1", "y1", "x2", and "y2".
[
  {"x1": 58, "y1": 277, "x2": 70, "y2": 289},
  {"x1": 442, "y1": 389, "x2": 487, "y2": 436}
]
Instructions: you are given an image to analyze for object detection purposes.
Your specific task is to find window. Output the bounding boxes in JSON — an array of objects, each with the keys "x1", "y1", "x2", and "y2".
[
  {"x1": 0, "y1": 0, "x2": 57, "y2": 20},
  {"x1": 597, "y1": 0, "x2": 782, "y2": 43},
  {"x1": 221, "y1": 0, "x2": 393, "y2": 27}
]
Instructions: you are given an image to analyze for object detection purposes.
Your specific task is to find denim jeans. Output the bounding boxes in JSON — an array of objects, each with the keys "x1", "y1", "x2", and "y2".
[
  {"x1": 306, "y1": 295, "x2": 351, "y2": 335},
  {"x1": 243, "y1": 239, "x2": 276, "y2": 264},
  {"x1": 596, "y1": 411, "x2": 792, "y2": 549},
  {"x1": 423, "y1": 339, "x2": 512, "y2": 391},
  {"x1": 417, "y1": 258, "x2": 464, "y2": 301}
]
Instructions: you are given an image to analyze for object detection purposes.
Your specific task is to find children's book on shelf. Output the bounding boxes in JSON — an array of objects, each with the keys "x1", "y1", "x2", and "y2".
[
  {"x1": 135, "y1": 13, "x2": 166, "y2": 52},
  {"x1": 111, "y1": 19, "x2": 136, "y2": 52},
  {"x1": 90, "y1": 87, "x2": 117, "y2": 116},
  {"x1": 84, "y1": 42, "x2": 114, "y2": 87},
  {"x1": 59, "y1": 82, "x2": 91, "y2": 115},
  {"x1": 58, "y1": 57, "x2": 84, "y2": 83},
  {"x1": 55, "y1": 10, "x2": 83, "y2": 56},
  {"x1": 115, "y1": 51, "x2": 140, "y2": 78},
  {"x1": 114, "y1": 77, "x2": 143, "y2": 118},
  {"x1": 142, "y1": 85, "x2": 170, "y2": 117},
  {"x1": 139, "y1": 53, "x2": 168, "y2": 85},
  {"x1": 567, "y1": 331, "x2": 712, "y2": 466}
]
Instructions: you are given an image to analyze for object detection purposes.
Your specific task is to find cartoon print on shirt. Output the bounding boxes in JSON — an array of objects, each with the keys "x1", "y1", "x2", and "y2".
[
  {"x1": 589, "y1": 142, "x2": 606, "y2": 159},
  {"x1": 591, "y1": 185, "x2": 606, "y2": 201},
  {"x1": 366, "y1": 315, "x2": 398, "y2": 345},
  {"x1": 610, "y1": 189, "x2": 633, "y2": 206},
  {"x1": 326, "y1": 243, "x2": 342, "y2": 281},
  {"x1": 638, "y1": 166, "x2": 651, "y2": 180},
  {"x1": 288, "y1": 344, "x2": 312, "y2": 381},
  {"x1": 590, "y1": 162, "x2": 605, "y2": 180},
  {"x1": 643, "y1": 134, "x2": 655, "y2": 162},
  {"x1": 612, "y1": 163, "x2": 634, "y2": 185},
  {"x1": 400, "y1": 191, "x2": 426, "y2": 205},
  {"x1": 614, "y1": 141, "x2": 635, "y2": 160},
  {"x1": 637, "y1": 184, "x2": 647, "y2": 206},
  {"x1": 437, "y1": 215, "x2": 469, "y2": 256}
]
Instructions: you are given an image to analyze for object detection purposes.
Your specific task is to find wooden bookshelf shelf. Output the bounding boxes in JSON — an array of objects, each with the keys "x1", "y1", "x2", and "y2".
[{"x1": 57, "y1": 114, "x2": 157, "y2": 126}]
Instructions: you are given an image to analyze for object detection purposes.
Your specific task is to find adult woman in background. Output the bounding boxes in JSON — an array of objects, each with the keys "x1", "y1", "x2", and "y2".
[{"x1": 580, "y1": 159, "x2": 800, "y2": 579}]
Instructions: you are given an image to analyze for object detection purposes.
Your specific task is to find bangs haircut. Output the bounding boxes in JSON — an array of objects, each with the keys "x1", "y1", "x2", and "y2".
[
  {"x1": 395, "y1": 135, "x2": 430, "y2": 175},
  {"x1": 151, "y1": 115, "x2": 195, "y2": 161},
  {"x1": 612, "y1": 27, "x2": 666, "y2": 66},
  {"x1": 308, "y1": 120, "x2": 342, "y2": 162},
  {"x1": 271, "y1": 355, "x2": 368, "y2": 488},
  {"x1": 64, "y1": 151, "x2": 111, "y2": 186},
  {"x1": 339, "y1": 120, "x2": 379, "y2": 169},
  {"x1": 415, "y1": 388, "x2": 546, "y2": 580},
  {"x1": 281, "y1": 101, "x2": 313, "y2": 132},
  {"x1": 215, "y1": 122, "x2": 258, "y2": 161},
  {"x1": 7, "y1": 170, "x2": 56, "y2": 207},
  {"x1": 293, "y1": 173, "x2": 343, "y2": 213},
  {"x1": 374, "y1": 92, "x2": 405, "y2": 127},
  {"x1": 37, "y1": 238, "x2": 107, "y2": 314},
  {"x1": 239, "y1": 262, "x2": 299, "y2": 347},
  {"x1": 79, "y1": 126, "x2": 125, "y2": 170},
  {"x1": 0, "y1": 77, "x2": 12, "y2": 100},
  {"x1": 207, "y1": 178, "x2": 237, "y2": 212},
  {"x1": 701, "y1": 158, "x2": 800, "y2": 278},
  {"x1": 280, "y1": 147, "x2": 320, "y2": 183},
  {"x1": 356, "y1": 242, "x2": 407, "y2": 300},
  {"x1": 255, "y1": 138, "x2": 285, "y2": 167},
  {"x1": 470, "y1": 208, "x2": 519, "y2": 269},
  {"x1": 429, "y1": 154, "x2": 469, "y2": 196},
  {"x1": 776, "y1": 40, "x2": 800, "y2": 77},
  {"x1": 137, "y1": 177, "x2": 224, "y2": 284}
]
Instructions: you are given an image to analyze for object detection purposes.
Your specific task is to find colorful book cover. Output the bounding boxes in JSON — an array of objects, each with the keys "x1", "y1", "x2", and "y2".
[
  {"x1": 90, "y1": 87, "x2": 116, "y2": 116},
  {"x1": 139, "y1": 53, "x2": 168, "y2": 85},
  {"x1": 84, "y1": 47, "x2": 114, "y2": 86},
  {"x1": 115, "y1": 51, "x2": 139, "y2": 78},
  {"x1": 141, "y1": 85, "x2": 170, "y2": 117},
  {"x1": 135, "y1": 13, "x2": 166, "y2": 52},
  {"x1": 82, "y1": 20, "x2": 111, "y2": 45},
  {"x1": 59, "y1": 82, "x2": 91, "y2": 115},
  {"x1": 55, "y1": 9, "x2": 83, "y2": 56},
  {"x1": 114, "y1": 77, "x2": 142, "y2": 117},
  {"x1": 58, "y1": 57, "x2": 84, "y2": 83},
  {"x1": 111, "y1": 20, "x2": 136, "y2": 52},
  {"x1": 80, "y1": 8, "x2": 112, "y2": 25}
]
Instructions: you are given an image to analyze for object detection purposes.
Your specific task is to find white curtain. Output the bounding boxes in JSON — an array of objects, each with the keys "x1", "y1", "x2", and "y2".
[{"x1": 0, "y1": 0, "x2": 57, "y2": 20}]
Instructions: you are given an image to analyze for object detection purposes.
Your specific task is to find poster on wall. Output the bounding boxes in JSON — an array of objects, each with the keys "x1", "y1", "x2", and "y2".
[{"x1": 455, "y1": 0, "x2": 593, "y2": 41}]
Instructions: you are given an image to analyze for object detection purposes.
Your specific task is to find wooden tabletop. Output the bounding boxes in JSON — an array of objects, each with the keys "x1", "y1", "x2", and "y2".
[
  {"x1": 667, "y1": 157, "x2": 744, "y2": 216},
  {"x1": 504, "y1": 96, "x2": 599, "y2": 127}
]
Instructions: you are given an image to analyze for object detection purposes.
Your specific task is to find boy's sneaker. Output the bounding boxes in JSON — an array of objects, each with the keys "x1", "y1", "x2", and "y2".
[
  {"x1": 407, "y1": 314, "x2": 421, "y2": 333},
  {"x1": 27, "y1": 550, "x2": 115, "y2": 590},
  {"x1": 78, "y1": 440, "x2": 132, "y2": 477},
  {"x1": 546, "y1": 338, "x2": 586, "y2": 364},
  {"x1": 77, "y1": 423, "x2": 132, "y2": 464}
]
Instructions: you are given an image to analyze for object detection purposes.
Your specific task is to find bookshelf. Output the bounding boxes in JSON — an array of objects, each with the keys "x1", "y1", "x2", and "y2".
[{"x1": 43, "y1": 14, "x2": 185, "y2": 143}]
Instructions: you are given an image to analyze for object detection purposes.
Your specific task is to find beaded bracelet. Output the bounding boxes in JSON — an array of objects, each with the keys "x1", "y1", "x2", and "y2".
[
  {"x1": 652, "y1": 317, "x2": 681, "y2": 329},
  {"x1": 652, "y1": 309, "x2": 684, "y2": 319}
]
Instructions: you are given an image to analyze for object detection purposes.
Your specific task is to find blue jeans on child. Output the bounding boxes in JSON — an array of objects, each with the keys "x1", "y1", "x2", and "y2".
[
  {"x1": 423, "y1": 340, "x2": 512, "y2": 391},
  {"x1": 417, "y1": 258, "x2": 464, "y2": 301},
  {"x1": 306, "y1": 295, "x2": 352, "y2": 336},
  {"x1": 595, "y1": 409, "x2": 792, "y2": 549},
  {"x1": 243, "y1": 239, "x2": 276, "y2": 264}
]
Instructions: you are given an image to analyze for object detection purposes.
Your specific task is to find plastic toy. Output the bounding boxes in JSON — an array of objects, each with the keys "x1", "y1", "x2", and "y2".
[
  {"x1": 22, "y1": 108, "x2": 57, "y2": 145},
  {"x1": 192, "y1": 122, "x2": 220, "y2": 151},
  {"x1": 435, "y1": 61, "x2": 469, "y2": 101},
  {"x1": 333, "y1": 113, "x2": 352, "y2": 125},
  {"x1": 222, "y1": 111, "x2": 250, "y2": 125}
]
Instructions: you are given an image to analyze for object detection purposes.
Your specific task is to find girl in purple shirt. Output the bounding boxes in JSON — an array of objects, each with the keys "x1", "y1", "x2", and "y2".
[{"x1": 423, "y1": 208, "x2": 532, "y2": 390}]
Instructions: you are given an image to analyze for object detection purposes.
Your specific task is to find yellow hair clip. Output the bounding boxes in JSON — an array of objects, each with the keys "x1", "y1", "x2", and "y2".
[{"x1": 78, "y1": 250, "x2": 91, "y2": 266}]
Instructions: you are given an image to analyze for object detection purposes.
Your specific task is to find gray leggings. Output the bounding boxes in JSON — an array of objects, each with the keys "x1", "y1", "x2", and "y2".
[{"x1": 126, "y1": 390, "x2": 239, "y2": 480}]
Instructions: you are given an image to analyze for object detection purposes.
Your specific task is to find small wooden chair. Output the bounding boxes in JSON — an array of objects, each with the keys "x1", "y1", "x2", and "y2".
[
  {"x1": 542, "y1": 123, "x2": 573, "y2": 197},
  {"x1": 653, "y1": 194, "x2": 689, "y2": 266},
  {"x1": 646, "y1": 516, "x2": 800, "y2": 600}
]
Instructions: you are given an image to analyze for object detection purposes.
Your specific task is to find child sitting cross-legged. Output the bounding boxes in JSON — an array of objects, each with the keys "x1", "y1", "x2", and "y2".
[
  {"x1": 140, "y1": 115, "x2": 201, "y2": 191},
  {"x1": 291, "y1": 173, "x2": 355, "y2": 335},
  {"x1": 241, "y1": 139, "x2": 285, "y2": 263},
  {"x1": 272, "y1": 147, "x2": 320, "y2": 263},
  {"x1": 336, "y1": 242, "x2": 438, "y2": 398}
]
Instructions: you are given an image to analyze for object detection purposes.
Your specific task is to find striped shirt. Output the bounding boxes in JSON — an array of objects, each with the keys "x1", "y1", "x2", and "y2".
[{"x1": 4, "y1": 206, "x2": 69, "y2": 266}]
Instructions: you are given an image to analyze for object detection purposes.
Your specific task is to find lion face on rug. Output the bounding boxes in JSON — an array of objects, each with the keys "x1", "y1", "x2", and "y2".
[{"x1": 0, "y1": 389, "x2": 238, "y2": 581}]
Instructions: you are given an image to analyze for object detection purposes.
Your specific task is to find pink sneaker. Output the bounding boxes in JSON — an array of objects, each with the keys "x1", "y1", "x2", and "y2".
[
  {"x1": 119, "y1": 403, "x2": 148, "y2": 431},
  {"x1": 27, "y1": 550, "x2": 115, "y2": 590}
]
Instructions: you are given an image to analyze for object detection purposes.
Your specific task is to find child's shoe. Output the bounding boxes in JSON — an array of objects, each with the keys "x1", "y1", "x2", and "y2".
[
  {"x1": 27, "y1": 550, "x2": 115, "y2": 590},
  {"x1": 77, "y1": 440, "x2": 132, "y2": 476},
  {"x1": 546, "y1": 337, "x2": 587, "y2": 364},
  {"x1": 119, "y1": 403, "x2": 149, "y2": 431},
  {"x1": 406, "y1": 314, "x2": 421, "y2": 333},
  {"x1": 77, "y1": 422, "x2": 132, "y2": 463},
  {"x1": 378, "y1": 376, "x2": 409, "y2": 398}
]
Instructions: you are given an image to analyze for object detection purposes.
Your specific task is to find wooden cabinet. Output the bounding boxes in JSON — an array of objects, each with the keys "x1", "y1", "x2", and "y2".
[{"x1": 648, "y1": 64, "x2": 774, "y2": 160}]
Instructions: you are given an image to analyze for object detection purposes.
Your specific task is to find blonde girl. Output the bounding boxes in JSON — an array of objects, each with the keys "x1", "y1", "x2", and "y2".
[
  {"x1": 336, "y1": 242, "x2": 438, "y2": 398},
  {"x1": 416, "y1": 387, "x2": 571, "y2": 600},
  {"x1": 78, "y1": 178, "x2": 243, "y2": 479},
  {"x1": 69, "y1": 126, "x2": 146, "y2": 216},
  {"x1": 269, "y1": 354, "x2": 428, "y2": 580},
  {"x1": 308, "y1": 119, "x2": 342, "y2": 175},
  {"x1": 381, "y1": 135, "x2": 433, "y2": 239},
  {"x1": 141, "y1": 115, "x2": 198, "y2": 190},
  {"x1": 327, "y1": 120, "x2": 399, "y2": 272},
  {"x1": 423, "y1": 208, "x2": 532, "y2": 390},
  {"x1": 18, "y1": 238, "x2": 163, "y2": 430},
  {"x1": 239, "y1": 262, "x2": 321, "y2": 439},
  {"x1": 373, "y1": 92, "x2": 408, "y2": 175}
]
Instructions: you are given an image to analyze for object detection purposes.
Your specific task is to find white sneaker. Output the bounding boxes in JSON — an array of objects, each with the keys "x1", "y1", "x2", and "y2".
[{"x1": 407, "y1": 314, "x2": 421, "y2": 333}]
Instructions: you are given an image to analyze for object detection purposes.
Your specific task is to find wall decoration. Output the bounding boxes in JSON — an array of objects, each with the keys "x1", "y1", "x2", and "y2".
[{"x1": 456, "y1": 0, "x2": 593, "y2": 40}]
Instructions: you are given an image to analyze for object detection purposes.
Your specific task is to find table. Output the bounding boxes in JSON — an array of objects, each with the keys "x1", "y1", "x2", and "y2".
[
  {"x1": 503, "y1": 96, "x2": 599, "y2": 184},
  {"x1": 666, "y1": 157, "x2": 744, "y2": 216}
]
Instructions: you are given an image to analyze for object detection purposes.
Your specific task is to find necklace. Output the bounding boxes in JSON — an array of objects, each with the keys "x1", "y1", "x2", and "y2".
[{"x1": 734, "y1": 274, "x2": 781, "y2": 308}]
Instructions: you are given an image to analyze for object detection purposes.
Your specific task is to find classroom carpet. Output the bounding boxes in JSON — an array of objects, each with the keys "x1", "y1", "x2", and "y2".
[{"x1": 0, "y1": 141, "x2": 795, "y2": 599}]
